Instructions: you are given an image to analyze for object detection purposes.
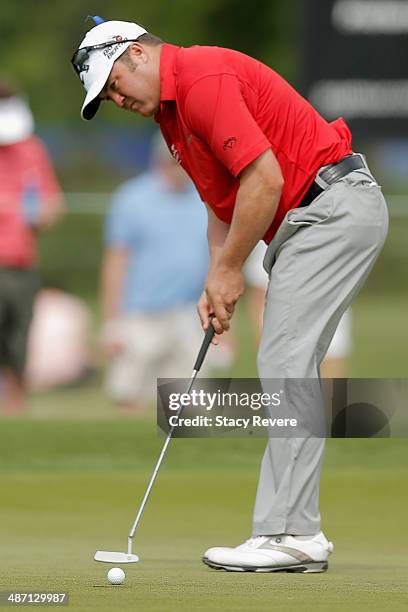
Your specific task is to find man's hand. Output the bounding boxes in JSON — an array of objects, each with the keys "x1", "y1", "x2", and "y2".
[
  {"x1": 197, "y1": 292, "x2": 218, "y2": 344},
  {"x1": 198, "y1": 264, "x2": 244, "y2": 336}
]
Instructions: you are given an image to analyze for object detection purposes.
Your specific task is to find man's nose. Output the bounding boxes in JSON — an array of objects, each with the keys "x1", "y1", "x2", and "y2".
[{"x1": 111, "y1": 92, "x2": 126, "y2": 107}]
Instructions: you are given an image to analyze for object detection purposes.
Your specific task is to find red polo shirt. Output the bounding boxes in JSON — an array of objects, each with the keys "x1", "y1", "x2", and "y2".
[{"x1": 155, "y1": 44, "x2": 352, "y2": 243}]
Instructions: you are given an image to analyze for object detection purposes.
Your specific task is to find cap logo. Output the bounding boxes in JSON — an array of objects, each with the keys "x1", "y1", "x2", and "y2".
[{"x1": 103, "y1": 44, "x2": 123, "y2": 59}]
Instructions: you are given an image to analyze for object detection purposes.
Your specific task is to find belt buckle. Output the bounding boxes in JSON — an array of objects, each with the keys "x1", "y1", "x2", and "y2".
[
  {"x1": 352, "y1": 152, "x2": 368, "y2": 169},
  {"x1": 314, "y1": 164, "x2": 332, "y2": 190}
]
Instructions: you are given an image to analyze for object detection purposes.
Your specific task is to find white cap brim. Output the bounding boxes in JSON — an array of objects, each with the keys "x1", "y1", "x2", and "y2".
[
  {"x1": 80, "y1": 60, "x2": 113, "y2": 120},
  {"x1": 80, "y1": 42, "x2": 133, "y2": 120}
]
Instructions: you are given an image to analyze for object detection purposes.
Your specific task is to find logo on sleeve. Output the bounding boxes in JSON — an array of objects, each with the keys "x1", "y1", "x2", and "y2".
[{"x1": 223, "y1": 137, "x2": 237, "y2": 151}]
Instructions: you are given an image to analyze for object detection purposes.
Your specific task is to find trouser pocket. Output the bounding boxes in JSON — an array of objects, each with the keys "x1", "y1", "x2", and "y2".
[{"x1": 263, "y1": 188, "x2": 336, "y2": 275}]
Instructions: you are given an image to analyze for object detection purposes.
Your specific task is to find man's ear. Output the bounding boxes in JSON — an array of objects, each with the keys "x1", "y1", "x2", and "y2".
[{"x1": 128, "y1": 43, "x2": 147, "y2": 63}]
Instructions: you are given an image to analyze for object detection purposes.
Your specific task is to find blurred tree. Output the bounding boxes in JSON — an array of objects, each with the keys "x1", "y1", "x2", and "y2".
[
  {"x1": 204, "y1": 0, "x2": 279, "y2": 59},
  {"x1": 0, "y1": 0, "x2": 294, "y2": 122}
]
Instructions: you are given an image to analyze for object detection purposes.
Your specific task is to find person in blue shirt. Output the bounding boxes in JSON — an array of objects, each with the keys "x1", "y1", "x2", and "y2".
[{"x1": 101, "y1": 131, "x2": 209, "y2": 413}]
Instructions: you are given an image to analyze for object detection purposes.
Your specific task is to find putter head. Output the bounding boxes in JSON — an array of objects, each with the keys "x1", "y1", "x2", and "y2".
[{"x1": 94, "y1": 551, "x2": 139, "y2": 564}]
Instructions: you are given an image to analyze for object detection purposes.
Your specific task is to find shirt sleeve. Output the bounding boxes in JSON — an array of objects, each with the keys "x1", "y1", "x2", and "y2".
[{"x1": 183, "y1": 74, "x2": 271, "y2": 177}]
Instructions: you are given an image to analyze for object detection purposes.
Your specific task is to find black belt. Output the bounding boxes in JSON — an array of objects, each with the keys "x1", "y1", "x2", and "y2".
[{"x1": 299, "y1": 154, "x2": 367, "y2": 207}]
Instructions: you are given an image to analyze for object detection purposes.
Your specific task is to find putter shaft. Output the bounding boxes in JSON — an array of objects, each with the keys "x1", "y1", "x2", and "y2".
[{"x1": 127, "y1": 323, "x2": 215, "y2": 555}]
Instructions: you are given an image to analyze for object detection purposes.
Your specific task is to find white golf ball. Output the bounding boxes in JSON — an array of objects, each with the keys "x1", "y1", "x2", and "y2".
[{"x1": 107, "y1": 567, "x2": 125, "y2": 585}]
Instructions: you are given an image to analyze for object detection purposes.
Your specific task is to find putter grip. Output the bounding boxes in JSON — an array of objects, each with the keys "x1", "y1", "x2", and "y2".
[{"x1": 194, "y1": 323, "x2": 215, "y2": 372}]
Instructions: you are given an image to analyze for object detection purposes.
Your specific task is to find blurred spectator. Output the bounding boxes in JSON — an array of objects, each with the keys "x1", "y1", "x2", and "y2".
[
  {"x1": 0, "y1": 79, "x2": 63, "y2": 413},
  {"x1": 243, "y1": 242, "x2": 271, "y2": 345},
  {"x1": 25, "y1": 288, "x2": 93, "y2": 391},
  {"x1": 100, "y1": 132, "x2": 209, "y2": 414},
  {"x1": 320, "y1": 309, "x2": 352, "y2": 378}
]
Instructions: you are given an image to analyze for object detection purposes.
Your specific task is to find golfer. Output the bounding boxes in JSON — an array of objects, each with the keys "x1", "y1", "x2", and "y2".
[{"x1": 71, "y1": 19, "x2": 388, "y2": 572}]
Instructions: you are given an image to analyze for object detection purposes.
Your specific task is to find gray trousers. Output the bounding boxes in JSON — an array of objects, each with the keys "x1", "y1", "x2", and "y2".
[{"x1": 253, "y1": 169, "x2": 389, "y2": 536}]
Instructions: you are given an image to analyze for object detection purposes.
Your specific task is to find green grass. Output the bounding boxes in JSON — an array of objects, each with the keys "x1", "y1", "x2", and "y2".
[
  {"x1": 1, "y1": 222, "x2": 407, "y2": 610},
  {"x1": 0, "y1": 419, "x2": 407, "y2": 611},
  {"x1": 351, "y1": 295, "x2": 408, "y2": 377}
]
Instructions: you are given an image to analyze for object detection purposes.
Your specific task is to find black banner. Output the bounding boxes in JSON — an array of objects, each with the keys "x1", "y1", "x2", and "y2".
[{"x1": 299, "y1": 0, "x2": 408, "y2": 138}]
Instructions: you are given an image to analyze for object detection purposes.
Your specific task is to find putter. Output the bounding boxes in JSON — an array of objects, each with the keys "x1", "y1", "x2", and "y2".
[{"x1": 94, "y1": 321, "x2": 215, "y2": 564}]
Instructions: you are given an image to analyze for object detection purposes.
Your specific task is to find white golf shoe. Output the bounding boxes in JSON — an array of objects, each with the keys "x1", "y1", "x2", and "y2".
[{"x1": 202, "y1": 531, "x2": 333, "y2": 573}]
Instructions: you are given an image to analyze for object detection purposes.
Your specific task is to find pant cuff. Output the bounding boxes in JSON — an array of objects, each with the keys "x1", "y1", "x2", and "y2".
[{"x1": 252, "y1": 520, "x2": 321, "y2": 537}]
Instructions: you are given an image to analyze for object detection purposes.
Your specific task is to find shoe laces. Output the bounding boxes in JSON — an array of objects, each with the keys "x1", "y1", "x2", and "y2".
[{"x1": 236, "y1": 536, "x2": 269, "y2": 551}]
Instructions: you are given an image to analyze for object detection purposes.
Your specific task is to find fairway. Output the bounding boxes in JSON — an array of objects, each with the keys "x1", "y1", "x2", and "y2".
[{"x1": 0, "y1": 420, "x2": 407, "y2": 611}]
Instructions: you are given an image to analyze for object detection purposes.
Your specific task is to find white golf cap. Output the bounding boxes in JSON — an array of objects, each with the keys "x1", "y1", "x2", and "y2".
[{"x1": 74, "y1": 20, "x2": 147, "y2": 120}]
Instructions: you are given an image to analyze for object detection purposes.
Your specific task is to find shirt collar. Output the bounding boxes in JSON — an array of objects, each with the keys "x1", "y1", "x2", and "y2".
[{"x1": 159, "y1": 43, "x2": 180, "y2": 102}]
